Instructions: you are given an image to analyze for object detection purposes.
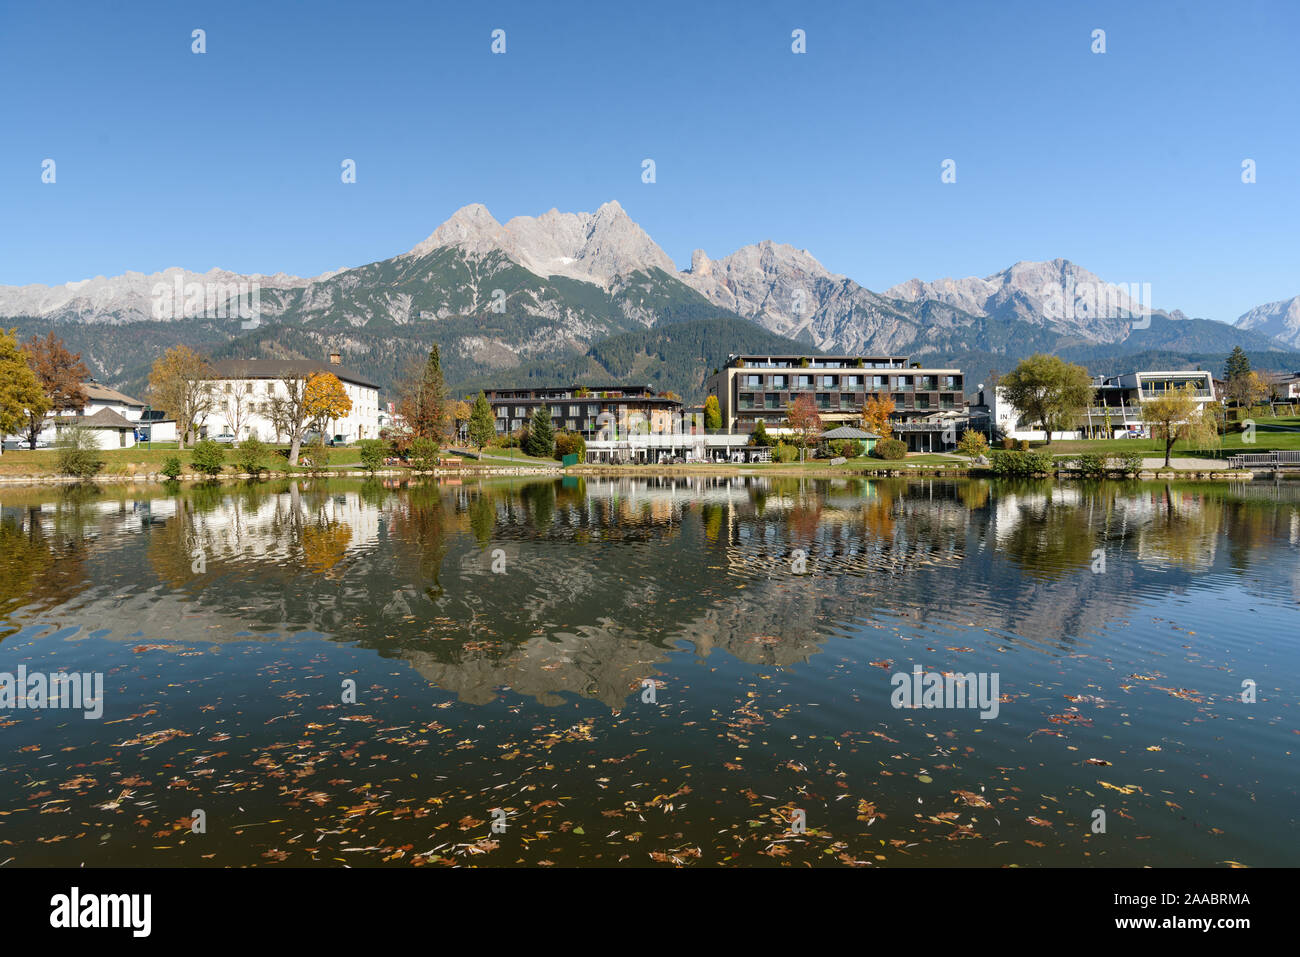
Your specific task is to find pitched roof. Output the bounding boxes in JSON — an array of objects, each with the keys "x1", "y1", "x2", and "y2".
[
  {"x1": 71, "y1": 407, "x2": 135, "y2": 429},
  {"x1": 208, "y1": 359, "x2": 379, "y2": 390},
  {"x1": 820, "y1": 426, "x2": 880, "y2": 439},
  {"x1": 82, "y1": 381, "x2": 144, "y2": 407}
]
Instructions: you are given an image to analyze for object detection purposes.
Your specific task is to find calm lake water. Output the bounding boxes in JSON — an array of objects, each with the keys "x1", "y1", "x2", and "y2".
[{"x1": 1, "y1": 476, "x2": 1296, "y2": 867}]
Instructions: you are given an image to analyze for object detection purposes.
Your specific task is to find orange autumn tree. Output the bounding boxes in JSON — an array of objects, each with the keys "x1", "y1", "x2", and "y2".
[
  {"x1": 304, "y1": 372, "x2": 352, "y2": 445},
  {"x1": 861, "y1": 394, "x2": 894, "y2": 439},
  {"x1": 786, "y1": 393, "x2": 822, "y2": 462}
]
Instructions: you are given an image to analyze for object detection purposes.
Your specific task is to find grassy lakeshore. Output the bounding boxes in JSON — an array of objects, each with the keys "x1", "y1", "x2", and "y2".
[
  {"x1": 0, "y1": 442, "x2": 563, "y2": 480},
  {"x1": 5, "y1": 426, "x2": 1295, "y2": 482}
]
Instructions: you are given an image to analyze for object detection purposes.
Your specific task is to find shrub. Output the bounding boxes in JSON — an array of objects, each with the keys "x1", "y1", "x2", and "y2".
[
  {"x1": 1077, "y1": 452, "x2": 1108, "y2": 478},
  {"x1": 872, "y1": 438, "x2": 908, "y2": 460},
  {"x1": 54, "y1": 427, "x2": 104, "y2": 479},
  {"x1": 189, "y1": 439, "x2": 225, "y2": 476},
  {"x1": 990, "y1": 450, "x2": 1054, "y2": 476},
  {"x1": 749, "y1": 421, "x2": 774, "y2": 447},
  {"x1": 829, "y1": 438, "x2": 863, "y2": 458},
  {"x1": 1000, "y1": 436, "x2": 1017, "y2": 450},
  {"x1": 357, "y1": 439, "x2": 386, "y2": 472},
  {"x1": 235, "y1": 437, "x2": 269, "y2": 475},
  {"x1": 1118, "y1": 451, "x2": 1145, "y2": 476},
  {"x1": 554, "y1": 431, "x2": 586, "y2": 461},
  {"x1": 160, "y1": 456, "x2": 183, "y2": 480},
  {"x1": 410, "y1": 437, "x2": 439, "y2": 471},
  {"x1": 1017, "y1": 439, "x2": 1031, "y2": 452},
  {"x1": 773, "y1": 442, "x2": 799, "y2": 463}
]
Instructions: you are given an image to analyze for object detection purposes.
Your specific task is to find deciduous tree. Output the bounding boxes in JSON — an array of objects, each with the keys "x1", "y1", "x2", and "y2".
[
  {"x1": 786, "y1": 393, "x2": 822, "y2": 462},
  {"x1": 147, "y1": 346, "x2": 214, "y2": 449},
  {"x1": 1141, "y1": 384, "x2": 1218, "y2": 468},
  {"x1": 396, "y1": 345, "x2": 449, "y2": 443},
  {"x1": 999, "y1": 354, "x2": 1094, "y2": 445},
  {"x1": 860, "y1": 394, "x2": 894, "y2": 438},
  {"x1": 304, "y1": 371, "x2": 352, "y2": 441},
  {"x1": 0, "y1": 329, "x2": 46, "y2": 448},
  {"x1": 22, "y1": 332, "x2": 89, "y2": 449},
  {"x1": 703, "y1": 395, "x2": 722, "y2": 430}
]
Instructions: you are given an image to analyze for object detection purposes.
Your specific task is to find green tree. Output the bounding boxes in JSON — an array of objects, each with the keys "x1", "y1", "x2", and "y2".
[
  {"x1": 1141, "y1": 384, "x2": 1218, "y2": 468},
  {"x1": 357, "y1": 438, "x2": 386, "y2": 472},
  {"x1": 999, "y1": 354, "x2": 1094, "y2": 445},
  {"x1": 1223, "y1": 346, "x2": 1251, "y2": 383},
  {"x1": 554, "y1": 431, "x2": 586, "y2": 462},
  {"x1": 235, "y1": 437, "x2": 269, "y2": 475},
  {"x1": 525, "y1": 404, "x2": 555, "y2": 458},
  {"x1": 190, "y1": 439, "x2": 226, "y2": 476},
  {"x1": 410, "y1": 437, "x2": 439, "y2": 471},
  {"x1": 703, "y1": 395, "x2": 722, "y2": 430},
  {"x1": 468, "y1": 391, "x2": 496, "y2": 453}
]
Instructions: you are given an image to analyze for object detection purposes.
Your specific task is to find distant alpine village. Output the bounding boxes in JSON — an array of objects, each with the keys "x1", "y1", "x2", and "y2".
[{"x1": 2, "y1": 329, "x2": 1298, "y2": 477}]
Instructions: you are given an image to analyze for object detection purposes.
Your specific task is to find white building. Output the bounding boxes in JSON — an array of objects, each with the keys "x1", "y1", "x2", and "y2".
[
  {"x1": 979, "y1": 370, "x2": 1216, "y2": 441},
  {"x1": 1267, "y1": 371, "x2": 1300, "y2": 402},
  {"x1": 6, "y1": 381, "x2": 178, "y2": 449},
  {"x1": 199, "y1": 354, "x2": 380, "y2": 443}
]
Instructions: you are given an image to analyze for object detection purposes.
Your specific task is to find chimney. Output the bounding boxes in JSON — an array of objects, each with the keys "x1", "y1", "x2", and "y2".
[{"x1": 329, "y1": 350, "x2": 341, "y2": 365}]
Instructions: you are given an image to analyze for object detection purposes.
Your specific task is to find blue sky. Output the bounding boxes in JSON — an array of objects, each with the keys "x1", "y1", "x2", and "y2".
[{"x1": 1, "y1": 0, "x2": 1297, "y2": 322}]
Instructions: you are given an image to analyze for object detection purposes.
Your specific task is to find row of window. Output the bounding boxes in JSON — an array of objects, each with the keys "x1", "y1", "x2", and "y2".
[
  {"x1": 737, "y1": 393, "x2": 958, "y2": 411},
  {"x1": 740, "y1": 374, "x2": 961, "y2": 390},
  {"x1": 732, "y1": 360, "x2": 907, "y2": 370},
  {"x1": 496, "y1": 418, "x2": 589, "y2": 432}
]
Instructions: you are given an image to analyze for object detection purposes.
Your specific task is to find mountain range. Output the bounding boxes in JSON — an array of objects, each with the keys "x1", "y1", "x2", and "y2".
[{"x1": 1, "y1": 200, "x2": 1295, "y2": 401}]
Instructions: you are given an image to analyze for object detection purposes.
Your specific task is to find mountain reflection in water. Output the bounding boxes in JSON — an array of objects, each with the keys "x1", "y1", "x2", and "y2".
[{"x1": 0, "y1": 476, "x2": 1296, "y2": 867}]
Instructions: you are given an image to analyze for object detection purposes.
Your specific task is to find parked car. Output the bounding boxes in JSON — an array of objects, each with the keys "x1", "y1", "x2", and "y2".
[{"x1": 210, "y1": 433, "x2": 237, "y2": 444}]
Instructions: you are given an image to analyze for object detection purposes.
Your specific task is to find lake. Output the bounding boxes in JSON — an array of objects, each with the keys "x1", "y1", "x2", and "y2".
[{"x1": 1, "y1": 476, "x2": 1296, "y2": 867}]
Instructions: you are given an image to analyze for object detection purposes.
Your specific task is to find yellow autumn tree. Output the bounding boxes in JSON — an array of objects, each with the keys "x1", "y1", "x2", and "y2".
[
  {"x1": 861, "y1": 394, "x2": 894, "y2": 438},
  {"x1": 303, "y1": 372, "x2": 352, "y2": 444}
]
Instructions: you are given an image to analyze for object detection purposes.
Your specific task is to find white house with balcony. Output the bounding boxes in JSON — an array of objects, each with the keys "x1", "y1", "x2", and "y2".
[
  {"x1": 198, "y1": 354, "x2": 381, "y2": 444},
  {"x1": 981, "y1": 370, "x2": 1217, "y2": 441}
]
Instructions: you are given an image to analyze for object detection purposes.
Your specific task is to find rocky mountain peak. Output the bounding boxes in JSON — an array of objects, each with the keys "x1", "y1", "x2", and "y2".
[{"x1": 406, "y1": 200, "x2": 672, "y2": 288}]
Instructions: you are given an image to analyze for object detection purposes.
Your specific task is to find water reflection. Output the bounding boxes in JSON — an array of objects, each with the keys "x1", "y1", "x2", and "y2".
[
  {"x1": 2, "y1": 476, "x2": 1296, "y2": 708},
  {"x1": 1, "y1": 476, "x2": 1297, "y2": 868}
]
